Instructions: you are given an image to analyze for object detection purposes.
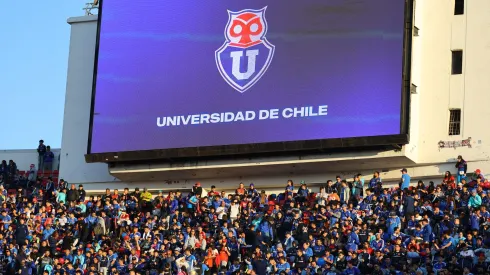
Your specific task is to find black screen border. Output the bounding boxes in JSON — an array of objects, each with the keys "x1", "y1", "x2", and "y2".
[{"x1": 86, "y1": 0, "x2": 413, "y2": 163}]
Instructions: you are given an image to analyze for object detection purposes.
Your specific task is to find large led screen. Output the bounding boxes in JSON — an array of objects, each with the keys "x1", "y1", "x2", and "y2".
[{"x1": 89, "y1": 0, "x2": 407, "y2": 154}]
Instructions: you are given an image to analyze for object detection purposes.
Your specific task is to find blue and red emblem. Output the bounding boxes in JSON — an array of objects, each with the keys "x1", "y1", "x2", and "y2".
[{"x1": 215, "y1": 7, "x2": 275, "y2": 93}]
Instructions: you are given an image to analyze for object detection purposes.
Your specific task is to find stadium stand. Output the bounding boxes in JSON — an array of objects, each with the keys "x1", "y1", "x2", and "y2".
[{"x1": 0, "y1": 155, "x2": 489, "y2": 275}]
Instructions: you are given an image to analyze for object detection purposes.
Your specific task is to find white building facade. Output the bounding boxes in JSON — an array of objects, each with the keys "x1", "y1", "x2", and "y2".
[{"x1": 2, "y1": 0, "x2": 489, "y2": 193}]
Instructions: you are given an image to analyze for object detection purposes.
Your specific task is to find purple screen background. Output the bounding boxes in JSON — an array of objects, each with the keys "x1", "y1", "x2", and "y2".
[{"x1": 90, "y1": 0, "x2": 405, "y2": 153}]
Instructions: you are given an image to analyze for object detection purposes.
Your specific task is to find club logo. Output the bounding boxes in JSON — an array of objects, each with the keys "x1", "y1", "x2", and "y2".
[{"x1": 215, "y1": 7, "x2": 275, "y2": 93}]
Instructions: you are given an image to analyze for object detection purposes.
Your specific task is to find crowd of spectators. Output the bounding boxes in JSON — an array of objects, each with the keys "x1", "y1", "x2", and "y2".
[
  {"x1": 0, "y1": 139, "x2": 56, "y2": 190},
  {"x1": 1, "y1": 155, "x2": 490, "y2": 275}
]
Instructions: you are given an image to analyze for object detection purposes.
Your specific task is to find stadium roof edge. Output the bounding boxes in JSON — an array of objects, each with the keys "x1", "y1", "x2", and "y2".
[{"x1": 67, "y1": 15, "x2": 97, "y2": 24}]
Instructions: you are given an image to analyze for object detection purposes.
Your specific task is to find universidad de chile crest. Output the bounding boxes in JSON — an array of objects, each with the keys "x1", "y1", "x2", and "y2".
[{"x1": 215, "y1": 7, "x2": 275, "y2": 93}]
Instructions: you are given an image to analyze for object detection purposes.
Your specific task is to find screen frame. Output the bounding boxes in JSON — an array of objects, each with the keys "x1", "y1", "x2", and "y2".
[{"x1": 86, "y1": 0, "x2": 413, "y2": 163}]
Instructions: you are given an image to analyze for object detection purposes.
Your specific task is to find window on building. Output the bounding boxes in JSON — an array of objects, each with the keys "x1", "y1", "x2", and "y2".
[
  {"x1": 452, "y1": 50, "x2": 463, "y2": 75},
  {"x1": 448, "y1": 109, "x2": 461, "y2": 135},
  {"x1": 454, "y1": 0, "x2": 464, "y2": 15}
]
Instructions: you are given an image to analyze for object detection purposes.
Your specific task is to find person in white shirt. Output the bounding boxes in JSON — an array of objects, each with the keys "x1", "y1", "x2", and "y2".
[
  {"x1": 229, "y1": 200, "x2": 240, "y2": 221},
  {"x1": 317, "y1": 186, "x2": 329, "y2": 206},
  {"x1": 216, "y1": 201, "x2": 228, "y2": 220},
  {"x1": 58, "y1": 213, "x2": 67, "y2": 227}
]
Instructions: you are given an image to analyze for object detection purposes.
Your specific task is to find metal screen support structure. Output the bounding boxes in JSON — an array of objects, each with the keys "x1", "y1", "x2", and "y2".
[{"x1": 83, "y1": 2, "x2": 99, "y2": 16}]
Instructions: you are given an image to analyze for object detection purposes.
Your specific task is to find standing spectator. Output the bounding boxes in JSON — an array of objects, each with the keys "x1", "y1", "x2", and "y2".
[
  {"x1": 236, "y1": 182, "x2": 246, "y2": 197},
  {"x1": 0, "y1": 160, "x2": 8, "y2": 185},
  {"x1": 403, "y1": 190, "x2": 415, "y2": 220},
  {"x1": 44, "y1": 177, "x2": 55, "y2": 202},
  {"x1": 15, "y1": 218, "x2": 29, "y2": 245},
  {"x1": 140, "y1": 188, "x2": 153, "y2": 211},
  {"x1": 352, "y1": 174, "x2": 364, "y2": 197},
  {"x1": 78, "y1": 184, "x2": 87, "y2": 201},
  {"x1": 400, "y1": 168, "x2": 411, "y2": 190},
  {"x1": 43, "y1": 146, "x2": 55, "y2": 174},
  {"x1": 7, "y1": 160, "x2": 17, "y2": 183},
  {"x1": 37, "y1": 139, "x2": 47, "y2": 171},
  {"x1": 66, "y1": 184, "x2": 79, "y2": 204},
  {"x1": 340, "y1": 181, "x2": 350, "y2": 203},
  {"x1": 192, "y1": 182, "x2": 203, "y2": 197},
  {"x1": 369, "y1": 171, "x2": 382, "y2": 189},
  {"x1": 58, "y1": 179, "x2": 67, "y2": 191},
  {"x1": 455, "y1": 155, "x2": 467, "y2": 184},
  {"x1": 334, "y1": 176, "x2": 343, "y2": 195}
]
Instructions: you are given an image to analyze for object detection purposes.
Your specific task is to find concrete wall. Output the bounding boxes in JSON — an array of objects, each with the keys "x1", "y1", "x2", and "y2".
[
  {"x1": 59, "y1": 16, "x2": 116, "y2": 184},
  {"x1": 410, "y1": 0, "x2": 490, "y2": 164}
]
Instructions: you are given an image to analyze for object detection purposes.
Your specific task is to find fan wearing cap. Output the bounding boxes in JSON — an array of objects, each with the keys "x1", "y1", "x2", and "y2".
[
  {"x1": 473, "y1": 169, "x2": 486, "y2": 183},
  {"x1": 455, "y1": 155, "x2": 468, "y2": 183}
]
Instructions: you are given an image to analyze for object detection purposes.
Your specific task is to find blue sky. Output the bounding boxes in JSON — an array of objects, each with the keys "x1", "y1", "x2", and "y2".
[{"x1": 0, "y1": 1, "x2": 88, "y2": 150}]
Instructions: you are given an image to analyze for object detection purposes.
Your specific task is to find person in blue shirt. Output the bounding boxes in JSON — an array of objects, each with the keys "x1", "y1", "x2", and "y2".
[
  {"x1": 440, "y1": 232, "x2": 454, "y2": 252},
  {"x1": 297, "y1": 183, "x2": 309, "y2": 203},
  {"x1": 400, "y1": 168, "x2": 411, "y2": 190},
  {"x1": 0, "y1": 210, "x2": 12, "y2": 230},
  {"x1": 37, "y1": 139, "x2": 47, "y2": 171},
  {"x1": 184, "y1": 249, "x2": 197, "y2": 272},
  {"x1": 346, "y1": 228, "x2": 360, "y2": 251},
  {"x1": 169, "y1": 195, "x2": 179, "y2": 213},
  {"x1": 73, "y1": 249, "x2": 86, "y2": 267},
  {"x1": 342, "y1": 261, "x2": 361, "y2": 275},
  {"x1": 63, "y1": 249, "x2": 74, "y2": 264},
  {"x1": 43, "y1": 146, "x2": 55, "y2": 173},
  {"x1": 302, "y1": 242, "x2": 313, "y2": 260},
  {"x1": 76, "y1": 200, "x2": 86, "y2": 214},
  {"x1": 42, "y1": 224, "x2": 55, "y2": 240},
  {"x1": 284, "y1": 231, "x2": 295, "y2": 251},
  {"x1": 259, "y1": 217, "x2": 274, "y2": 244},
  {"x1": 470, "y1": 209, "x2": 481, "y2": 231},
  {"x1": 387, "y1": 212, "x2": 401, "y2": 236},
  {"x1": 187, "y1": 193, "x2": 200, "y2": 216},
  {"x1": 312, "y1": 239, "x2": 325, "y2": 257},
  {"x1": 433, "y1": 256, "x2": 447, "y2": 273},
  {"x1": 275, "y1": 257, "x2": 291, "y2": 273},
  {"x1": 370, "y1": 233, "x2": 385, "y2": 251},
  {"x1": 421, "y1": 219, "x2": 432, "y2": 242},
  {"x1": 455, "y1": 155, "x2": 467, "y2": 183},
  {"x1": 369, "y1": 171, "x2": 382, "y2": 189}
]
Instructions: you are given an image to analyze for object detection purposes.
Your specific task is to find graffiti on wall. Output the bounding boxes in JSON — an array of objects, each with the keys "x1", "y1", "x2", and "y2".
[{"x1": 438, "y1": 137, "x2": 472, "y2": 149}]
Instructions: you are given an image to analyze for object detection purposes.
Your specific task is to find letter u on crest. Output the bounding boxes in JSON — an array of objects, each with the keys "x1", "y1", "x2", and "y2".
[{"x1": 230, "y1": 49, "x2": 259, "y2": 80}]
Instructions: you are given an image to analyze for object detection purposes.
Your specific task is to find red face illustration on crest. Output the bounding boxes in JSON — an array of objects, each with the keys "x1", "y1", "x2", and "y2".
[
  {"x1": 227, "y1": 12, "x2": 265, "y2": 47},
  {"x1": 225, "y1": 10, "x2": 267, "y2": 48}
]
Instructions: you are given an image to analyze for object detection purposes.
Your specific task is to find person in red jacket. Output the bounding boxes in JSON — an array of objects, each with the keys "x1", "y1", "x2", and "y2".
[{"x1": 442, "y1": 171, "x2": 456, "y2": 189}]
